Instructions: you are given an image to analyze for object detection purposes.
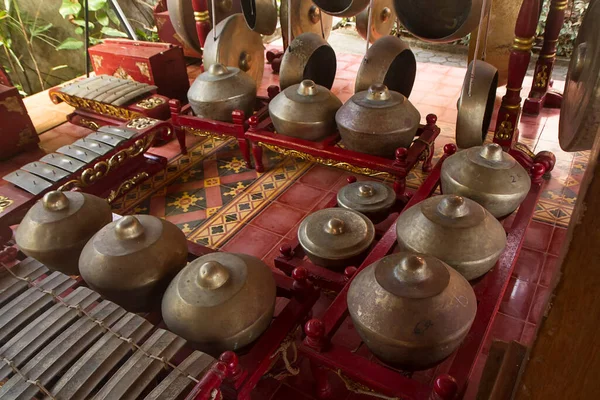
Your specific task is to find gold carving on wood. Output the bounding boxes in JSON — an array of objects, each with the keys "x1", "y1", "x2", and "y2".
[
  {"x1": 126, "y1": 117, "x2": 159, "y2": 130},
  {"x1": 49, "y1": 92, "x2": 141, "y2": 120},
  {"x1": 514, "y1": 142, "x2": 536, "y2": 158},
  {"x1": 106, "y1": 172, "x2": 149, "y2": 203},
  {"x1": 185, "y1": 127, "x2": 229, "y2": 141},
  {"x1": 17, "y1": 127, "x2": 37, "y2": 147},
  {"x1": 136, "y1": 97, "x2": 165, "y2": 110},
  {"x1": 0, "y1": 96, "x2": 24, "y2": 115},
  {"x1": 113, "y1": 66, "x2": 133, "y2": 81},
  {"x1": 194, "y1": 11, "x2": 210, "y2": 22},
  {"x1": 58, "y1": 133, "x2": 155, "y2": 192},
  {"x1": 0, "y1": 196, "x2": 13, "y2": 213},
  {"x1": 257, "y1": 142, "x2": 390, "y2": 178},
  {"x1": 92, "y1": 55, "x2": 103, "y2": 69},
  {"x1": 79, "y1": 118, "x2": 100, "y2": 130},
  {"x1": 512, "y1": 36, "x2": 535, "y2": 52},
  {"x1": 136, "y1": 62, "x2": 151, "y2": 79},
  {"x1": 495, "y1": 115, "x2": 514, "y2": 141},
  {"x1": 534, "y1": 65, "x2": 549, "y2": 88}
]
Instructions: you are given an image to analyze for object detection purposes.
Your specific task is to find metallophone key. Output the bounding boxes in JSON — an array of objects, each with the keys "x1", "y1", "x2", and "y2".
[{"x1": 0, "y1": 259, "x2": 49, "y2": 308}]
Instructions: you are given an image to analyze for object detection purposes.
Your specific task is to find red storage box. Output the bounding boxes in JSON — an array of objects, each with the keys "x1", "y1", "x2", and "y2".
[{"x1": 0, "y1": 83, "x2": 38, "y2": 160}]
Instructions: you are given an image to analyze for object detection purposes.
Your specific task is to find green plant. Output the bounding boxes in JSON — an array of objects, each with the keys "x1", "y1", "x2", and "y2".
[
  {"x1": 537, "y1": 0, "x2": 589, "y2": 58},
  {"x1": 57, "y1": 0, "x2": 128, "y2": 51}
]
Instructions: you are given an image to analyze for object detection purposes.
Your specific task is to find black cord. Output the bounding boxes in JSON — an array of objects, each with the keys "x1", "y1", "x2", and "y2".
[{"x1": 84, "y1": 0, "x2": 89, "y2": 77}]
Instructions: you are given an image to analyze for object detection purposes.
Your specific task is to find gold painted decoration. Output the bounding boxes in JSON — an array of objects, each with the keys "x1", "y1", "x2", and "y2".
[
  {"x1": 50, "y1": 91, "x2": 142, "y2": 120},
  {"x1": 92, "y1": 54, "x2": 103, "y2": 69},
  {"x1": 17, "y1": 127, "x2": 38, "y2": 147},
  {"x1": 495, "y1": 114, "x2": 514, "y2": 141},
  {"x1": 126, "y1": 117, "x2": 159, "y2": 130},
  {"x1": 79, "y1": 119, "x2": 101, "y2": 130},
  {"x1": 0, "y1": 96, "x2": 24, "y2": 115},
  {"x1": 136, "y1": 62, "x2": 151, "y2": 79},
  {"x1": 106, "y1": 172, "x2": 150, "y2": 204},
  {"x1": 113, "y1": 66, "x2": 134, "y2": 81},
  {"x1": 0, "y1": 196, "x2": 13, "y2": 213},
  {"x1": 136, "y1": 97, "x2": 166, "y2": 110}
]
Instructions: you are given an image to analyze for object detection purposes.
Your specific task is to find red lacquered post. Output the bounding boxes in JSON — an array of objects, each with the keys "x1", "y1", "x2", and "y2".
[
  {"x1": 267, "y1": 85, "x2": 280, "y2": 100},
  {"x1": 421, "y1": 114, "x2": 437, "y2": 172},
  {"x1": 523, "y1": 0, "x2": 567, "y2": 114},
  {"x1": 185, "y1": 361, "x2": 228, "y2": 400},
  {"x1": 343, "y1": 267, "x2": 357, "y2": 282},
  {"x1": 493, "y1": 0, "x2": 540, "y2": 149},
  {"x1": 192, "y1": 0, "x2": 211, "y2": 48},
  {"x1": 219, "y1": 351, "x2": 245, "y2": 385},
  {"x1": 429, "y1": 374, "x2": 458, "y2": 400},
  {"x1": 292, "y1": 267, "x2": 313, "y2": 299},
  {"x1": 280, "y1": 243, "x2": 293, "y2": 260},
  {"x1": 304, "y1": 318, "x2": 328, "y2": 352},
  {"x1": 393, "y1": 148, "x2": 408, "y2": 196},
  {"x1": 247, "y1": 116, "x2": 265, "y2": 172},
  {"x1": 169, "y1": 99, "x2": 187, "y2": 155},
  {"x1": 346, "y1": 176, "x2": 357, "y2": 184}
]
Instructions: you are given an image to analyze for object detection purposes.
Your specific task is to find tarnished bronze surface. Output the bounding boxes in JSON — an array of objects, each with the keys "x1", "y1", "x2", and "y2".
[
  {"x1": 559, "y1": 0, "x2": 600, "y2": 152},
  {"x1": 337, "y1": 180, "x2": 396, "y2": 223},
  {"x1": 441, "y1": 144, "x2": 531, "y2": 218},
  {"x1": 298, "y1": 208, "x2": 375, "y2": 269},
  {"x1": 188, "y1": 63, "x2": 257, "y2": 122},
  {"x1": 162, "y1": 252, "x2": 276, "y2": 355},
  {"x1": 269, "y1": 79, "x2": 342, "y2": 141},
  {"x1": 396, "y1": 195, "x2": 506, "y2": 280},
  {"x1": 393, "y1": 0, "x2": 487, "y2": 43},
  {"x1": 456, "y1": 60, "x2": 499, "y2": 149},
  {"x1": 336, "y1": 84, "x2": 420, "y2": 158},
  {"x1": 15, "y1": 191, "x2": 111, "y2": 275},
  {"x1": 279, "y1": 32, "x2": 337, "y2": 90},
  {"x1": 312, "y1": 0, "x2": 369, "y2": 17},
  {"x1": 354, "y1": 35, "x2": 416, "y2": 97},
  {"x1": 348, "y1": 252, "x2": 477, "y2": 369},
  {"x1": 203, "y1": 14, "x2": 265, "y2": 86},
  {"x1": 281, "y1": 0, "x2": 333, "y2": 44},
  {"x1": 242, "y1": 0, "x2": 277, "y2": 35},
  {"x1": 356, "y1": 0, "x2": 395, "y2": 43},
  {"x1": 79, "y1": 215, "x2": 188, "y2": 312}
]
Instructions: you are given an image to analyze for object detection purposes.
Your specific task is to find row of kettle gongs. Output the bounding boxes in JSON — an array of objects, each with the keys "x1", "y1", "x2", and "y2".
[{"x1": 280, "y1": 33, "x2": 417, "y2": 99}]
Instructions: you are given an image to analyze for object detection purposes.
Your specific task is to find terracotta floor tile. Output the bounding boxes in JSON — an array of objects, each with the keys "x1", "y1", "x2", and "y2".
[
  {"x1": 548, "y1": 226, "x2": 567, "y2": 256},
  {"x1": 299, "y1": 165, "x2": 345, "y2": 190},
  {"x1": 221, "y1": 225, "x2": 282, "y2": 259},
  {"x1": 512, "y1": 248, "x2": 545, "y2": 283},
  {"x1": 250, "y1": 202, "x2": 307, "y2": 237},
  {"x1": 500, "y1": 277, "x2": 536, "y2": 320},
  {"x1": 539, "y1": 254, "x2": 561, "y2": 288},
  {"x1": 528, "y1": 285, "x2": 552, "y2": 325},
  {"x1": 262, "y1": 238, "x2": 296, "y2": 269},
  {"x1": 276, "y1": 183, "x2": 328, "y2": 211},
  {"x1": 523, "y1": 221, "x2": 554, "y2": 252},
  {"x1": 419, "y1": 94, "x2": 456, "y2": 108}
]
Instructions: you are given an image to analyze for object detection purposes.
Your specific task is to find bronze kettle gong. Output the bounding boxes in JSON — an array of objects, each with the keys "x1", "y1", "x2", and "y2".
[
  {"x1": 395, "y1": 195, "x2": 507, "y2": 280},
  {"x1": 347, "y1": 252, "x2": 477, "y2": 369},
  {"x1": 337, "y1": 180, "x2": 396, "y2": 224},
  {"x1": 79, "y1": 215, "x2": 188, "y2": 312},
  {"x1": 15, "y1": 191, "x2": 112, "y2": 276},
  {"x1": 162, "y1": 252, "x2": 276, "y2": 355}
]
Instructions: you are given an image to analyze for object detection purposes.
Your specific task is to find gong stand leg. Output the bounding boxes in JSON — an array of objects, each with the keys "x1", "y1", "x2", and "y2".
[
  {"x1": 310, "y1": 360, "x2": 334, "y2": 399},
  {"x1": 493, "y1": 0, "x2": 555, "y2": 174},
  {"x1": 523, "y1": 0, "x2": 567, "y2": 115},
  {"x1": 192, "y1": 0, "x2": 211, "y2": 49},
  {"x1": 168, "y1": 99, "x2": 187, "y2": 155}
]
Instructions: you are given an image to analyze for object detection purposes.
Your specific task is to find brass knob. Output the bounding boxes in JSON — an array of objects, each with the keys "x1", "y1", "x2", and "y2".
[
  {"x1": 208, "y1": 63, "x2": 229, "y2": 76},
  {"x1": 366, "y1": 84, "x2": 391, "y2": 101},
  {"x1": 297, "y1": 80, "x2": 317, "y2": 96},
  {"x1": 217, "y1": 0, "x2": 232, "y2": 12},
  {"x1": 325, "y1": 218, "x2": 345, "y2": 235},
  {"x1": 115, "y1": 216, "x2": 145, "y2": 240},
  {"x1": 571, "y1": 42, "x2": 587, "y2": 82},
  {"x1": 437, "y1": 195, "x2": 469, "y2": 219},
  {"x1": 393, "y1": 254, "x2": 430, "y2": 283},
  {"x1": 479, "y1": 143, "x2": 505, "y2": 162},
  {"x1": 42, "y1": 191, "x2": 69, "y2": 212},
  {"x1": 239, "y1": 52, "x2": 252, "y2": 72},
  {"x1": 358, "y1": 184, "x2": 374, "y2": 197},
  {"x1": 380, "y1": 7, "x2": 392, "y2": 23},
  {"x1": 308, "y1": 5, "x2": 321, "y2": 24},
  {"x1": 198, "y1": 261, "x2": 230, "y2": 289}
]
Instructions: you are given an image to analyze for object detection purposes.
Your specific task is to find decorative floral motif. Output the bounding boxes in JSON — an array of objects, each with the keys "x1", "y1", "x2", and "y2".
[
  {"x1": 167, "y1": 191, "x2": 205, "y2": 213},
  {"x1": 0, "y1": 96, "x2": 24, "y2": 114},
  {"x1": 223, "y1": 181, "x2": 247, "y2": 197},
  {"x1": 219, "y1": 157, "x2": 247, "y2": 174}
]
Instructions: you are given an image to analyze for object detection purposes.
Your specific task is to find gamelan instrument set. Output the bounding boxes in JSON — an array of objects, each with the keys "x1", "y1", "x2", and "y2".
[{"x1": 0, "y1": 0, "x2": 594, "y2": 398}]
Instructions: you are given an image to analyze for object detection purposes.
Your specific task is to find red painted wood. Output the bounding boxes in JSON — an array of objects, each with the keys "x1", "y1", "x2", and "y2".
[
  {"x1": 0, "y1": 83, "x2": 39, "y2": 160},
  {"x1": 153, "y1": 0, "x2": 203, "y2": 59},
  {"x1": 192, "y1": 0, "x2": 211, "y2": 49}
]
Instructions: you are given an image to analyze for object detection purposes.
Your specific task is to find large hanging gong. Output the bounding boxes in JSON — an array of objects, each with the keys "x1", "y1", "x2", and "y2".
[
  {"x1": 167, "y1": 0, "x2": 241, "y2": 54},
  {"x1": 281, "y1": 0, "x2": 333, "y2": 46},
  {"x1": 312, "y1": 0, "x2": 370, "y2": 17},
  {"x1": 456, "y1": 60, "x2": 498, "y2": 149},
  {"x1": 356, "y1": 0, "x2": 396, "y2": 43},
  {"x1": 559, "y1": 0, "x2": 600, "y2": 152},
  {"x1": 241, "y1": 0, "x2": 278, "y2": 35},
  {"x1": 203, "y1": 14, "x2": 265, "y2": 86},
  {"x1": 354, "y1": 35, "x2": 416, "y2": 98},
  {"x1": 279, "y1": 32, "x2": 337, "y2": 90},
  {"x1": 393, "y1": 0, "x2": 486, "y2": 43}
]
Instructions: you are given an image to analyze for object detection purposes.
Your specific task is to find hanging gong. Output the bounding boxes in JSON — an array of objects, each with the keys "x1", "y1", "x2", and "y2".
[
  {"x1": 354, "y1": 35, "x2": 416, "y2": 98},
  {"x1": 167, "y1": 0, "x2": 241, "y2": 54},
  {"x1": 281, "y1": 0, "x2": 333, "y2": 46},
  {"x1": 393, "y1": 0, "x2": 486, "y2": 43},
  {"x1": 241, "y1": 0, "x2": 278, "y2": 35},
  {"x1": 312, "y1": 0, "x2": 369, "y2": 17},
  {"x1": 356, "y1": 0, "x2": 396, "y2": 44},
  {"x1": 203, "y1": 14, "x2": 265, "y2": 86},
  {"x1": 279, "y1": 32, "x2": 337, "y2": 90},
  {"x1": 456, "y1": 60, "x2": 498, "y2": 149},
  {"x1": 559, "y1": 0, "x2": 600, "y2": 152}
]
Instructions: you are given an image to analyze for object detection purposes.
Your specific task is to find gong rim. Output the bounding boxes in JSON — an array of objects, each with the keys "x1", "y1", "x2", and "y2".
[
  {"x1": 356, "y1": 0, "x2": 396, "y2": 43},
  {"x1": 203, "y1": 14, "x2": 265, "y2": 87},
  {"x1": 281, "y1": 0, "x2": 333, "y2": 44},
  {"x1": 167, "y1": 0, "x2": 202, "y2": 53},
  {"x1": 393, "y1": 0, "x2": 485, "y2": 43},
  {"x1": 354, "y1": 35, "x2": 416, "y2": 98},
  {"x1": 241, "y1": 0, "x2": 278, "y2": 35},
  {"x1": 456, "y1": 60, "x2": 498, "y2": 149},
  {"x1": 559, "y1": 0, "x2": 600, "y2": 152},
  {"x1": 279, "y1": 32, "x2": 337, "y2": 90},
  {"x1": 312, "y1": 0, "x2": 370, "y2": 17}
]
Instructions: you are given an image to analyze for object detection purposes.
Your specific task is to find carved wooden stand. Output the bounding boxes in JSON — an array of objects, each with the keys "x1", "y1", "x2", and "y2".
[
  {"x1": 523, "y1": 0, "x2": 567, "y2": 115},
  {"x1": 493, "y1": 0, "x2": 556, "y2": 175},
  {"x1": 292, "y1": 150, "x2": 547, "y2": 400}
]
